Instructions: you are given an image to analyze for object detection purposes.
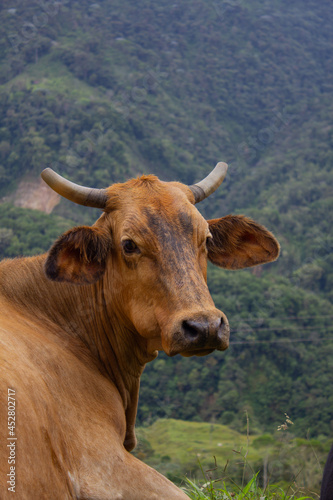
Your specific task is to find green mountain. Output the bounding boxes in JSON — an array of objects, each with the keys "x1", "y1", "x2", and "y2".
[{"x1": 0, "y1": 0, "x2": 332, "y2": 437}]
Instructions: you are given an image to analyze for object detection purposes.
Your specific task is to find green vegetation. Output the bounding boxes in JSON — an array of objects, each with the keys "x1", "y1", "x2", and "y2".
[
  {"x1": 0, "y1": 0, "x2": 332, "y2": 492},
  {"x1": 184, "y1": 475, "x2": 314, "y2": 500},
  {"x1": 0, "y1": 204, "x2": 72, "y2": 257},
  {"x1": 134, "y1": 419, "x2": 327, "y2": 497}
]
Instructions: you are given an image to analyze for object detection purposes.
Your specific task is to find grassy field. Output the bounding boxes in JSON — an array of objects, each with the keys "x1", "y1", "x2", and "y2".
[
  {"x1": 2, "y1": 54, "x2": 107, "y2": 104},
  {"x1": 134, "y1": 419, "x2": 328, "y2": 498}
]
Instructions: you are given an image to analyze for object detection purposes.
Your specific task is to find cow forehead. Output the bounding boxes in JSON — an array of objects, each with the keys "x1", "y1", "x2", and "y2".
[
  {"x1": 103, "y1": 176, "x2": 208, "y2": 241},
  {"x1": 105, "y1": 175, "x2": 194, "y2": 208},
  {"x1": 141, "y1": 206, "x2": 196, "y2": 241}
]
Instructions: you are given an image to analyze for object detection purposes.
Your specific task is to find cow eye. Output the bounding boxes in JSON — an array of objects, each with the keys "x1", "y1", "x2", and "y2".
[{"x1": 122, "y1": 239, "x2": 139, "y2": 254}]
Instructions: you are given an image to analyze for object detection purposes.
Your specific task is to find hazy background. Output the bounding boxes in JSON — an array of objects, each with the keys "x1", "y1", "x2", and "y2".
[{"x1": 0, "y1": 0, "x2": 332, "y2": 493}]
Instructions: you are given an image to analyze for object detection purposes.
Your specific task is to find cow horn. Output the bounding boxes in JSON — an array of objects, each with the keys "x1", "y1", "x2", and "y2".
[
  {"x1": 41, "y1": 168, "x2": 108, "y2": 209},
  {"x1": 190, "y1": 162, "x2": 228, "y2": 203}
]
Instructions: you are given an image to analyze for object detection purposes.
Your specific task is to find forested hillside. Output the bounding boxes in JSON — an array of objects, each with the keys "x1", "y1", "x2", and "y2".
[{"x1": 0, "y1": 0, "x2": 332, "y2": 438}]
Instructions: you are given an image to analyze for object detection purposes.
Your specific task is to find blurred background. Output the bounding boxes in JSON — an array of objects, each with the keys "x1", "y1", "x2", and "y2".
[{"x1": 0, "y1": 0, "x2": 332, "y2": 495}]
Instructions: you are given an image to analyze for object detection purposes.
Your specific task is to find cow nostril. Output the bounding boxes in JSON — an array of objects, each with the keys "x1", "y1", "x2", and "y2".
[
  {"x1": 182, "y1": 320, "x2": 208, "y2": 340},
  {"x1": 217, "y1": 314, "x2": 230, "y2": 349},
  {"x1": 217, "y1": 315, "x2": 227, "y2": 334}
]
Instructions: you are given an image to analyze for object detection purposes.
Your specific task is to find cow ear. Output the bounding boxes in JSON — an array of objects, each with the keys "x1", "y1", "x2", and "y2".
[
  {"x1": 207, "y1": 215, "x2": 280, "y2": 269},
  {"x1": 45, "y1": 226, "x2": 112, "y2": 284}
]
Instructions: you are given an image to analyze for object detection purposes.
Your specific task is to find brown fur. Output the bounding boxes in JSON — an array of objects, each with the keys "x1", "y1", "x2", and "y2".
[
  {"x1": 207, "y1": 215, "x2": 280, "y2": 269},
  {"x1": 45, "y1": 226, "x2": 112, "y2": 284},
  {"x1": 0, "y1": 175, "x2": 279, "y2": 499}
]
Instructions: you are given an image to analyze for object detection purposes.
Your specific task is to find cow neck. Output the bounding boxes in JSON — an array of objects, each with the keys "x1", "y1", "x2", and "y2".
[{"x1": 0, "y1": 254, "x2": 155, "y2": 414}]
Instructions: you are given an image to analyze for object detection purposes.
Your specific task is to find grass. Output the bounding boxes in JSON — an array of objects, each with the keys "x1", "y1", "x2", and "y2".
[
  {"x1": 137, "y1": 418, "x2": 263, "y2": 465},
  {"x1": 183, "y1": 472, "x2": 315, "y2": 499},
  {"x1": 1, "y1": 53, "x2": 107, "y2": 104},
  {"x1": 182, "y1": 442, "x2": 316, "y2": 499},
  {"x1": 134, "y1": 419, "x2": 325, "y2": 497}
]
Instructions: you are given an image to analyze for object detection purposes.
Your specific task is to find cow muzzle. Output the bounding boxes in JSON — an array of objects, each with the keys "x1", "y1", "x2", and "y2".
[{"x1": 164, "y1": 311, "x2": 230, "y2": 357}]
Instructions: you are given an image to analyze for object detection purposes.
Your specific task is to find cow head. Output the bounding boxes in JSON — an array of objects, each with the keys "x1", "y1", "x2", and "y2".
[{"x1": 42, "y1": 164, "x2": 279, "y2": 357}]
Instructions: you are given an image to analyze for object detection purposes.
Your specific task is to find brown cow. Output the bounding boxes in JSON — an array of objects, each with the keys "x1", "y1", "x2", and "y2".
[{"x1": 0, "y1": 163, "x2": 279, "y2": 499}]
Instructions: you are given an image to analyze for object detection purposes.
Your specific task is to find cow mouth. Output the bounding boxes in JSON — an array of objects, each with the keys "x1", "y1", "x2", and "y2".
[
  {"x1": 180, "y1": 348, "x2": 215, "y2": 357},
  {"x1": 172, "y1": 339, "x2": 229, "y2": 356}
]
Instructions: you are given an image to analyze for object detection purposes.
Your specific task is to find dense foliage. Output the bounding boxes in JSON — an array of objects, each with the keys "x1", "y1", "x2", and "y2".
[{"x1": 0, "y1": 0, "x2": 332, "y2": 439}]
